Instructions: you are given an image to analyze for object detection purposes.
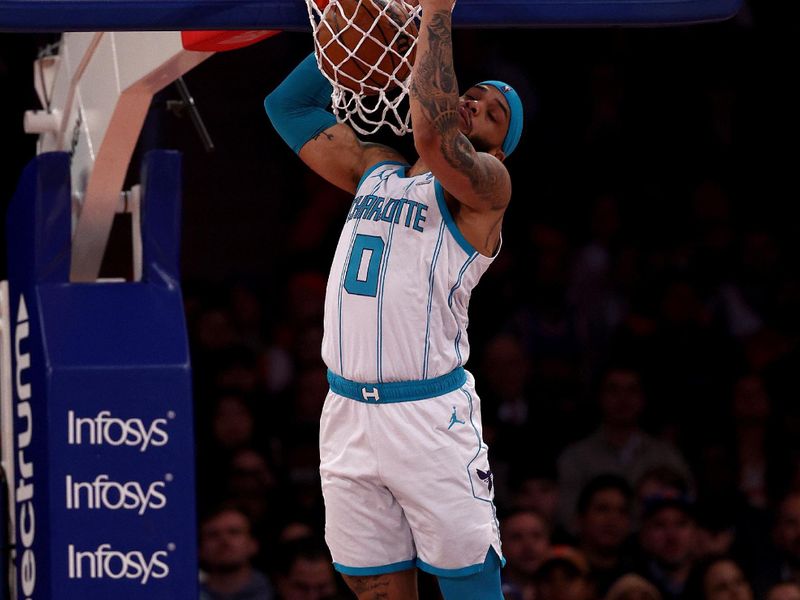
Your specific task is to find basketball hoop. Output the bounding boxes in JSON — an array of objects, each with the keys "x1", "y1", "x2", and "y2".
[{"x1": 305, "y1": 0, "x2": 422, "y2": 136}]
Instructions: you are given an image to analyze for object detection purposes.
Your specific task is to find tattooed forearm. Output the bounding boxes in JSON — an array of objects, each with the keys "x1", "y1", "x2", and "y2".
[
  {"x1": 411, "y1": 10, "x2": 459, "y2": 135},
  {"x1": 440, "y1": 134, "x2": 502, "y2": 200},
  {"x1": 411, "y1": 3, "x2": 507, "y2": 205},
  {"x1": 412, "y1": 9, "x2": 496, "y2": 196}
]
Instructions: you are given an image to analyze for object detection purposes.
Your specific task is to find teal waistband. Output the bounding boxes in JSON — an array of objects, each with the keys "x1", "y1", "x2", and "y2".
[{"x1": 327, "y1": 368, "x2": 467, "y2": 403}]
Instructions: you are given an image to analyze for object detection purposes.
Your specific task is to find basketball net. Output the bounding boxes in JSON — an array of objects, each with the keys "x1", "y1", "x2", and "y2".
[{"x1": 305, "y1": 0, "x2": 422, "y2": 136}]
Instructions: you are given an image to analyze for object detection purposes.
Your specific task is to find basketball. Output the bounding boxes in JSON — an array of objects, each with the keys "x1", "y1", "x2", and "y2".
[{"x1": 316, "y1": 0, "x2": 418, "y2": 95}]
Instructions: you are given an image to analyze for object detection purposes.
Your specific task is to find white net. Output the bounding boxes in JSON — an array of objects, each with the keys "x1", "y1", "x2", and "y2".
[{"x1": 305, "y1": 0, "x2": 422, "y2": 136}]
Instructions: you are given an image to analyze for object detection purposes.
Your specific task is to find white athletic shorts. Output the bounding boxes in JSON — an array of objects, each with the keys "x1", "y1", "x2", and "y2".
[{"x1": 320, "y1": 367, "x2": 504, "y2": 577}]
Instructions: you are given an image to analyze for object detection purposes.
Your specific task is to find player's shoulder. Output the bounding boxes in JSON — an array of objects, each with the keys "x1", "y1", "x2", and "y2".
[{"x1": 359, "y1": 142, "x2": 409, "y2": 177}]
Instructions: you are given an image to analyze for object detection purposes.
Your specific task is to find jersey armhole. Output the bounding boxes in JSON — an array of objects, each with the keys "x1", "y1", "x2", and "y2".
[{"x1": 434, "y1": 181, "x2": 477, "y2": 256}]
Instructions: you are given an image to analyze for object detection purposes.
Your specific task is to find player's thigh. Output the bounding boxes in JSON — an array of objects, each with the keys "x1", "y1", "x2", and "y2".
[
  {"x1": 342, "y1": 568, "x2": 418, "y2": 600},
  {"x1": 375, "y1": 381, "x2": 502, "y2": 571}
]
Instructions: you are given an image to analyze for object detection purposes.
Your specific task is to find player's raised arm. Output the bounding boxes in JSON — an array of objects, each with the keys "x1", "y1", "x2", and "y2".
[
  {"x1": 264, "y1": 53, "x2": 405, "y2": 194},
  {"x1": 410, "y1": 0, "x2": 512, "y2": 211}
]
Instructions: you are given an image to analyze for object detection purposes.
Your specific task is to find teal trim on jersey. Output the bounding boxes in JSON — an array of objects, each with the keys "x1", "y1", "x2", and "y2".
[
  {"x1": 423, "y1": 220, "x2": 447, "y2": 379},
  {"x1": 434, "y1": 181, "x2": 476, "y2": 256},
  {"x1": 448, "y1": 253, "x2": 479, "y2": 367},
  {"x1": 376, "y1": 209, "x2": 398, "y2": 381},
  {"x1": 462, "y1": 387, "x2": 503, "y2": 551},
  {"x1": 356, "y1": 161, "x2": 409, "y2": 193},
  {"x1": 328, "y1": 367, "x2": 467, "y2": 403},
  {"x1": 333, "y1": 560, "x2": 416, "y2": 576},
  {"x1": 448, "y1": 254, "x2": 479, "y2": 309}
]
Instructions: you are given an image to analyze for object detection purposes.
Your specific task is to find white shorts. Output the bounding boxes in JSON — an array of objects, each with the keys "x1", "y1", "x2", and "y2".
[{"x1": 320, "y1": 367, "x2": 503, "y2": 577}]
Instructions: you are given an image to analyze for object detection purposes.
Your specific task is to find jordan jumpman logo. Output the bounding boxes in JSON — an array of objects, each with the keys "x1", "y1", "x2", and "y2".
[{"x1": 448, "y1": 406, "x2": 466, "y2": 430}]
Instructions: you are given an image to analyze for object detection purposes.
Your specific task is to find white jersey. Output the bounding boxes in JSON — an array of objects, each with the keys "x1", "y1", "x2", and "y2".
[{"x1": 322, "y1": 161, "x2": 497, "y2": 383}]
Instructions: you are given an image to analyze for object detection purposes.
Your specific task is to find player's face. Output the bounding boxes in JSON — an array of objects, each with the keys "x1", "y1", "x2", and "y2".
[{"x1": 459, "y1": 85, "x2": 510, "y2": 159}]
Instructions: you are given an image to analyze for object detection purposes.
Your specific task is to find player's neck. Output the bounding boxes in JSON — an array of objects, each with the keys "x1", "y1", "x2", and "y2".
[{"x1": 407, "y1": 158, "x2": 431, "y2": 177}]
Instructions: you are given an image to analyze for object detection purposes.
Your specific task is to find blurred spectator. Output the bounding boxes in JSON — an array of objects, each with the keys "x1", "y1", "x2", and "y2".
[
  {"x1": 695, "y1": 373, "x2": 784, "y2": 517},
  {"x1": 752, "y1": 491, "x2": 800, "y2": 596},
  {"x1": 215, "y1": 345, "x2": 261, "y2": 394},
  {"x1": 211, "y1": 392, "x2": 259, "y2": 453},
  {"x1": 290, "y1": 365, "x2": 329, "y2": 428},
  {"x1": 272, "y1": 538, "x2": 341, "y2": 600},
  {"x1": 634, "y1": 467, "x2": 692, "y2": 515},
  {"x1": 481, "y1": 333, "x2": 532, "y2": 437},
  {"x1": 730, "y1": 374, "x2": 778, "y2": 509},
  {"x1": 196, "y1": 392, "x2": 266, "y2": 511},
  {"x1": 199, "y1": 505, "x2": 274, "y2": 600},
  {"x1": 692, "y1": 499, "x2": 737, "y2": 560},
  {"x1": 604, "y1": 573, "x2": 662, "y2": 600},
  {"x1": 636, "y1": 495, "x2": 697, "y2": 599},
  {"x1": 228, "y1": 281, "x2": 267, "y2": 352},
  {"x1": 223, "y1": 446, "x2": 283, "y2": 562},
  {"x1": 557, "y1": 366, "x2": 691, "y2": 531},
  {"x1": 500, "y1": 508, "x2": 552, "y2": 600},
  {"x1": 506, "y1": 460, "x2": 563, "y2": 538},
  {"x1": 575, "y1": 474, "x2": 636, "y2": 596},
  {"x1": 534, "y1": 545, "x2": 596, "y2": 600},
  {"x1": 512, "y1": 224, "x2": 583, "y2": 415},
  {"x1": 568, "y1": 193, "x2": 629, "y2": 369},
  {"x1": 278, "y1": 521, "x2": 315, "y2": 544},
  {"x1": 683, "y1": 555, "x2": 753, "y2": 600},
  {"x1": 768, "y1": 582, "x2": 800, "y2": 600},
  {"x1": 642, "y1": 274, "x2": 736, "y2": 437}
]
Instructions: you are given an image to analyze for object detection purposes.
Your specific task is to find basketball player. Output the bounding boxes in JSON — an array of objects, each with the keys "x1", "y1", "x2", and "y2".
[{"x1": 265, "y1": 0, "x2": 522, "y2": 597}]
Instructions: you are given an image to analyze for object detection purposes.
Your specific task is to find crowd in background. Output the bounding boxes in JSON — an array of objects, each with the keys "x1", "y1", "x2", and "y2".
[{"x1": 3, "y1": 0, "x2": 800, "y2": 599}]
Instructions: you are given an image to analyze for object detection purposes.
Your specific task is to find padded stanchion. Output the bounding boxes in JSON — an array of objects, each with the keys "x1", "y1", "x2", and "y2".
[{"x1": 5, "y1": 150, "x2": 197, "y2": 599}]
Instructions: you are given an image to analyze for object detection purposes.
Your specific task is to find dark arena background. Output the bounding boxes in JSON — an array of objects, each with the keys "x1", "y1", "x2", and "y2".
[{"x1": 2, "y1": 1, "x2": 800, "y2": 597}]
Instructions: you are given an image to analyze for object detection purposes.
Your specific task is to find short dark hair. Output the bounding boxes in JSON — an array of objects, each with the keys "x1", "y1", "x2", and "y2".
[
  {"x1": 497, "y1": 506, "x2": 552, "y2": 534},
  {"x1": 576, "y1": 473, "x2": 633, "y2": 516},
  {"x1": 635, "y1": 465, "x2": 691, "y2": 497},
  {"x1": 198, "y1": 501, "x2": 254, "y2": 534}
]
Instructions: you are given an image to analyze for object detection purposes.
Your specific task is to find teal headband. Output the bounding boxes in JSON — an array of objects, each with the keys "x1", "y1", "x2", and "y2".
[{"x1": 479, "y1": 80, "x2": 523, "y2": 157}]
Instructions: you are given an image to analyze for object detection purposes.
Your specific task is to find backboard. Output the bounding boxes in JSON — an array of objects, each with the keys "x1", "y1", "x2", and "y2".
[{"x1": 0, "y1": 0, "x2": 743, "y2": 31}]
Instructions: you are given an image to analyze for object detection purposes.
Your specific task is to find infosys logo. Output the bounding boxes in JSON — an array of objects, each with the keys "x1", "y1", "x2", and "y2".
[
  {"x1": 67, "y1": 410, "x2": 171, "y2": 452},
  {"x1": 15, "y1": 295, "x2": 36, "y2": 600},
  {"x1": 68, "y1": 543, "x2": 172, "y2": 584},
  {"x1": 65, "y1": 474, "x2": 170, "y2": 515}
]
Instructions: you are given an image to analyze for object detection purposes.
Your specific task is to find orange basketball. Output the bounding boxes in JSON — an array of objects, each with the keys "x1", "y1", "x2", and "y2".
[{"x1": 316, "y1": 0, "x2": 418, "y2": 95}]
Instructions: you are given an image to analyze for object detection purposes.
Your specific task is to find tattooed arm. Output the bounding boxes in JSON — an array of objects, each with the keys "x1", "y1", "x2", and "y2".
[
  {"x1": 299, "y1": 123, "x2": 406, "y2": 194},
  {"x1": 410, "y1": 0, "x2": 511, "y2": 211}
]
